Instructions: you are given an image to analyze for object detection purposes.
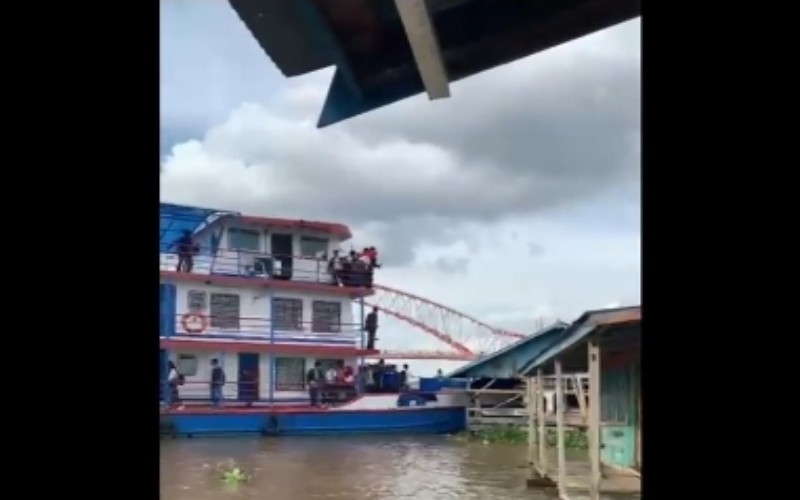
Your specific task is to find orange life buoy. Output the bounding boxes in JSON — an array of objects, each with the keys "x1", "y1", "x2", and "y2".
[{"x1": 180, "y1": 312, "x2": 208, "y2": 333}]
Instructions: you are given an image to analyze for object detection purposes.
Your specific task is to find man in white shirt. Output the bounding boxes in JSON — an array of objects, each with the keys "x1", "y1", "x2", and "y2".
[
  {"x1": 166, "y1": 361, "x2": 185, "y2": 410},
  {"x1": 325, "y1": 366, "x2": 338, "y2": 384}
]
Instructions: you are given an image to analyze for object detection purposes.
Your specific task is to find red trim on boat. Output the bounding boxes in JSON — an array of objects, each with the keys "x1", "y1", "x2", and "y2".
[
  {"x1": 160, "y1": 338, "x2": 379, "y2": 357},
  {"x1": 237, "y1": 216, "x2": 352, "y2": 239},
  {"x1": 159, "y1": 271, "x2": 374, "y2": 298}
]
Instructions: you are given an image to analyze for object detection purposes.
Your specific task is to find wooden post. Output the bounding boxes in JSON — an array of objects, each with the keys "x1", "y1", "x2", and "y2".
[
  {"x1": 588, "y1": 340, "x2": 602, "y2": 500},
  {"x1": 555, "y1": 358, "x2": 567, "y2": 497},
  {"x1": 574, "y1": 374, "x2": 588, "y2": 419},
  {"x1": 636, "y1": 363, "x2": 642, "y2": 470},
  {"x1": 526, "y1": 372, "x2": 557, "y2": 489},
  {"x1": 528, "y1": 377, "x2": 536, "y2": 465},
  {"x1": 537, "y1": 368, "x2": 548, "y2": 476}
]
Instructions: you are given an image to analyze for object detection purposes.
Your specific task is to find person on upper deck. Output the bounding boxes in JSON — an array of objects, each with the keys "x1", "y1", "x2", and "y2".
[
  {"x1": 365, "y1": 307, "x2": 378, "y2": 350},
  {"x1": 327, "y1": 249, "x2": 343, "y2": 286},
  {"x1": 173, "y1": 229, "x2": 197, "y2": 273},
  {"x1": 365, "y1": 247, "x2": 380, "y2": 269}
]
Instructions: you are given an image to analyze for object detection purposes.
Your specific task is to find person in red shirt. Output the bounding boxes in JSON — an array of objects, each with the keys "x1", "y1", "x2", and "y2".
[
  {"x1": 342, "y1": 366, "x2": 355, "y2": 384},
  {"x1": 365, "y1": 247, "x2": 379, "y2": 269}
]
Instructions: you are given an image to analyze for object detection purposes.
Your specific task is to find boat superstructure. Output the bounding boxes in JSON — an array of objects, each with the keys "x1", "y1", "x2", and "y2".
[{"x1": 159, "y1": 203, "x2": 467, "y2": 436}]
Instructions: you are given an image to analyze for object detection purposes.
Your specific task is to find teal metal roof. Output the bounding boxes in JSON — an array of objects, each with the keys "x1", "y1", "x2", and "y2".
[
  {"x1": 520, "y1": 305, "x2": 640, "y2": 374},
  {"x1": 448, "y1": 321, "x2": 570, "y2": 378}
]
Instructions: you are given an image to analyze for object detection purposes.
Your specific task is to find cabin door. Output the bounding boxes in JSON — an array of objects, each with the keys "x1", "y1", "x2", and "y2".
[
  {"x1": 238, "y1": 353, "x2": 260, "y2": 402},
  {"x1": 270, "y1": 234, "x2": 293, "y2": 280},
  {"x1": 600, "y1": 358, "x2": 637, "y2": 469}
]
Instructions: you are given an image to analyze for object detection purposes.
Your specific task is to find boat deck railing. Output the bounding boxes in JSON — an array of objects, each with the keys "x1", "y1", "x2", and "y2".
[
  {"x1": 160, "y1": 379, "x2": 360, "y2": 407},
  {"x1": 164, "y1": 314, "x2": 364, "y2": 339},
  {"x1": 160, "y1": 244, "x2": 376, "y2": 288}
]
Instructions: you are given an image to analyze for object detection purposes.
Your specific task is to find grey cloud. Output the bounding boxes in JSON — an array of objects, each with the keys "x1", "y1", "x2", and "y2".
[
  {"x1": 434, "y1": 256, "x2": 471, "y2": 275},
  {"x1": 161, "y1": 19, "x2": 640, "y2": 267},
  {"x1": 527, "y1": 242, "x2": 545, "y2": 257}
]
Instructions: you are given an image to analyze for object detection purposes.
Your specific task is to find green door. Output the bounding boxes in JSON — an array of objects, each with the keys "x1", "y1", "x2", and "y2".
[{"x1": 600, "y1": 362, "x2": 637, "y2": 468}]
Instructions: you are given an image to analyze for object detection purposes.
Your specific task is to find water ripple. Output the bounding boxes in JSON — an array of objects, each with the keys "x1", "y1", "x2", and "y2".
[{"x1": 161, "y1": 436, "x2": 567, "y2": 500}]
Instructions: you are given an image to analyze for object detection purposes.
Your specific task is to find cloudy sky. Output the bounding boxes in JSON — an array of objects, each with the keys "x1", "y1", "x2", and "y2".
[{"x1": 160, "y1": 1, "x2": 641, "y2": 374}]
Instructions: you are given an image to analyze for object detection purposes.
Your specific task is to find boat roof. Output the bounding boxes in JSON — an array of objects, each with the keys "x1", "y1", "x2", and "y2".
[
  {"x1": 160, "y1": 203, "x2": 239, "y2": 253},
  {"x1": 159, "y1": 203, "x2": 354, "y2": 252},
  {"x1": 228, "y1": 0, "x2": 641, "y2": 126}
]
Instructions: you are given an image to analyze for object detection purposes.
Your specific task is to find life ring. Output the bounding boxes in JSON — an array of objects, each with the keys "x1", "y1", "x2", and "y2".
[{"x1": 180, "y1": 313, "x2": 208, "y2": 333}]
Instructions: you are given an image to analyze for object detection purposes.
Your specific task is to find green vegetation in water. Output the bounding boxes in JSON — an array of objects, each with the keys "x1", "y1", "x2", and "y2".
[
  {"x1": 453, "y1": 426, "x2": 588, "y2": 449},
  {"x1": 216, "y1": 459, "x2": 248, "y2": 484}
]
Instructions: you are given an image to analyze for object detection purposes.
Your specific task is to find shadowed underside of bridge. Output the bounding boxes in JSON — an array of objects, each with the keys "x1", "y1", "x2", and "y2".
[{"x1": 229, "y1": 0, "x2": 641, "y2": 126}]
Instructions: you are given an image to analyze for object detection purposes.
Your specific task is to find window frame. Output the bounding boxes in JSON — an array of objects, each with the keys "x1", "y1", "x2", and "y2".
[
  {"x1": 228, "y1": 227, "x2": 261, "y2": 252},
  {"x1": 299, "y1": 236, "x2": 329, "y2": 258},
  {"x1": 311, "y1": 300, "x2": 342, "y2": 333},
  {"x1": 187, "y1": 289, "x2": 207, "y2": 312},
  {"x1": 274, "y1": 357, "x2": 307, "y2": 391},
  {"x1": 273, "y1": 297, "x2": 304, "y2": 331},
  {"x1": 209, "y1": 292, "x2": 241, "y2": 330},
  {"x1": 176, "y1": 353, "x2": 198, "y2": 376}
]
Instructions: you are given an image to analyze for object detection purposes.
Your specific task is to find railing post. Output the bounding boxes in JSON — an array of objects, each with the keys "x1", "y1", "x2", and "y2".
[
  {"x1": 268, "y1": 288, "x2": 275, "y2": 405},
  {"x1": 358, "y1": 296, "x2": 366, "y2": 395},
  {"x1": 162, "y1": 350, "x2": 171, "y2": 407}
]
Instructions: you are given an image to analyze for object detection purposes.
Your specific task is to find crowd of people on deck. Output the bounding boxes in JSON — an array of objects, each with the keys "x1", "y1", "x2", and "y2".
[
  {"x1": 326, "y1": 247, "x2": 380, "y2": 288},
  {"x1": 306, "y1": 359, "x2": 415, "y2": 406},
  {"x1": 169, "y1": 230, "x2": 380, "y2": 288},
  {"x1": 162, "y1": 357, "x2": 448, "y2": 411}
]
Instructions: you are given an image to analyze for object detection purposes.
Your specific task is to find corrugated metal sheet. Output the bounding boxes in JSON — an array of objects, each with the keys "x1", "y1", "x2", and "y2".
[
  {"x1": 228, "y1": 0, "x2": 332, "y2": 76},
  {"x1": 228, "y1": 0, "x2": 641, "y2": 126},
  {"x1": 521, "y1": 306, "x2": 640, "y2": 374},
  {"x1": 448, "y1": 322, "x2": 569, "y2": 378}
]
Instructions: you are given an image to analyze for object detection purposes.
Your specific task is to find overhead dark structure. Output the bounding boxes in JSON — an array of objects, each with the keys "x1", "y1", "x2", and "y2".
[{"x1": 229, "y1": 0, "x2": 641, "y2": 127}]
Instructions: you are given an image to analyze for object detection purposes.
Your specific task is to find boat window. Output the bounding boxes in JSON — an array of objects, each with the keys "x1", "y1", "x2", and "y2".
[
  {"x1": 187, "y1": 290, "x2": 207, "y2": 312},
  {"x1": 228, "y1": 228, "x2": 260, "y2": 252},
  {"x1": 275, "y1": 357, "x2": 306, "y2": 391},
  {"x1": 273, "y1": 298, "x2": 303, "y2": 330},
  {"x1": 209, "y1": 293, "x2": 240, "y2": 330},
  {"x1": 177, "y1": 353, "x2": 198, "y2": 376},
  {"x1": 312, "y1": 301, "x2": 341, "y2": 333},
  {"x1": 300, "y1": 236, "x2": 328, "y2": 258}
]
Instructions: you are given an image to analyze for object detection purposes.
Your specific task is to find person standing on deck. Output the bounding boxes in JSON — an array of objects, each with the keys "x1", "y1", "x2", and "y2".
[
  {"x1": 173, "y1": 229, "x2": 196, "y2": 273},
  {"x1": 365, "y1": 307, "x2": 378, "y2": 350},
  {"x1": 167, "y1": 361, "x2": 184, "y2": 410},
  {"x1": 306, "y1": 361, "x2": 323, "y2": 407},
  {"x1": 327, "y1": 249, "x2": 342, "y2": 285},
  {"x1": 210, "y1": 358, "x2": 226, "y2": 407},
  {"x1": 399, "y1": 364, "x2": 409, "y2": 391}
]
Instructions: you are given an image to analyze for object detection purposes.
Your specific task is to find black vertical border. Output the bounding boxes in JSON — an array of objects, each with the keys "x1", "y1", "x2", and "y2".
[{"x1": 5, "y1": 0, "x2": 160, "y2": 494}]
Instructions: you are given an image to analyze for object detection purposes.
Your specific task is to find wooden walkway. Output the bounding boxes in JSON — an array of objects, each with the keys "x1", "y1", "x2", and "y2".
[{"x1": 467, "y1": 398, "x2": 587, "y2": 430}]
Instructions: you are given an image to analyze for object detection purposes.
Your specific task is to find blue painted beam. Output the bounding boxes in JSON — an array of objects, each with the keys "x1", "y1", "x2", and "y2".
[
  {"x1": 318, "y1": 68, "x2": 424, "y2": 127},
  {"x1": 293, "y1": 0, "x2": 363, "y2": 101}
]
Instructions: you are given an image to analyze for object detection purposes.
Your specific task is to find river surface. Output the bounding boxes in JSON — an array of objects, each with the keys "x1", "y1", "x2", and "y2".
[{"x1": 161, "y1": 435, "x2": 616, "y2": 500}]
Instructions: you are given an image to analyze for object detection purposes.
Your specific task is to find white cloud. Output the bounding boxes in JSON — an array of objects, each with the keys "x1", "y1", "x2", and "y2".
[{"x1": 160, "y1": 10, "x2": 641, "y2": 374}]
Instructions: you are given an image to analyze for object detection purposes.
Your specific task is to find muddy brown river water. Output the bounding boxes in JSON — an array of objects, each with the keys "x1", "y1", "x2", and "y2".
[{"x1": 160, "y1": 435, "x2": 629, "y2": 500}]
